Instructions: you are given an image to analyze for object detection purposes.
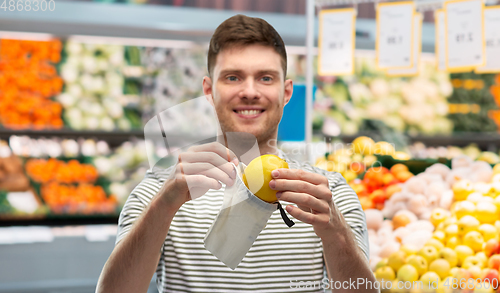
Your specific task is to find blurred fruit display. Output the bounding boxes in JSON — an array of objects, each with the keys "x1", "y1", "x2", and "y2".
[
  {"x1": 0, "y1": 135, "x2": 154, "y2": 219},
  {"x1": 350, "y1": 164, "x2": 413, "y2": 211},
  {"x1": 410, "y1": 142, "x2": 500, "y2": 164},
  {"x1": 0, "y1": 39, "x2": 64, "y2": 130},
  {"x1": 286, "y1": 53, "x2": 454, "y2": 136},
  {"x1": 488, "y1": 74, "x2": 500, "y2": 131},
  {"x1": 25, "y1": 157, "x2": 117, "y2": 215},
  {"x1": 0, "y1": 141, "x2": 44, "y2": 217},
  {"x1": 25, "y1": 159, "x2": 98, "y2": 184},
  {"x1": 367, "y1": 161, "x2": 500, "y2": 292},
  {"x1": 448, "y1": 73, "x2": 500, "y2": 132},
  {"x1": 315, "y1": 136, "x2": 411, "y2": 182},
  {"x1": 57, "y1": 42, "x2": 141, "y2": 131}
]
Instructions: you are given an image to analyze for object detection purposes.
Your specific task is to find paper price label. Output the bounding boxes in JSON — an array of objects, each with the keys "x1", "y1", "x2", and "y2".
[
  {"x1": 445, "y1": 0, "x2": 485, "y2": 71},
  {"x1": 318, "y1": 8, "x2": 356, "y2": 76},
  {"x1": 475, "y1": 6, "x2": 500, "y2": 73},
  {"x1": 435, "y1": 10, "x2": 446, "y2": 71},
  {"x1": 387, "y1": 13, "x2": 422, "y2": 77},
  {"x1": 376, "y1": 2, "x2": 415, "y2": 69}
]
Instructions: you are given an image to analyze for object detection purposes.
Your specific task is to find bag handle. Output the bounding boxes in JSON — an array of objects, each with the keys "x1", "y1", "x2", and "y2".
[{"x1": 277, "y1": 202, "x2": 295, "y2": 227}]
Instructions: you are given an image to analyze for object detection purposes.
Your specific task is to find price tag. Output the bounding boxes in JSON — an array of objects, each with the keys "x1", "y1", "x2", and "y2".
[
  {"x1": 445, "y1": 0, "x2": 485, "y2": 71},
  {"x1": 318, "y1": 8, "x2": 356, "y2": 76},
  {"x1": 435, "y1": 10, "x2": 447, "y2": 71},
  {"x1": 475, "y1": 6, "x2": 500, "y2": 73},
  {"x1": 387, "y1": 13, "x2": 422, "y2": 76},
  {"x1": 376, "y1": 1, "x2": 415, "y2": 69}
]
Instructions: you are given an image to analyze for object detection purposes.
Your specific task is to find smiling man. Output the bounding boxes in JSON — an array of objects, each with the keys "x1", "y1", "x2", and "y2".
[{"x1": 97, "y1": 15, "x2": 376, "y2": 293}]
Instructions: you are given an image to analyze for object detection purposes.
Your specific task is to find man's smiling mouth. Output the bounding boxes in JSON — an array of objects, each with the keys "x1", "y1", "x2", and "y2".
[{"x1": 234, "y1": 109, "x2": 265, "y2": 115}]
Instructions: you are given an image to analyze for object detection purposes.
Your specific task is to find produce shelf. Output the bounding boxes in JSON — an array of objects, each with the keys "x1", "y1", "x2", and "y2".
[
  {"x1": 0, "y1": 214, "x2": 119, "y2": 227},
  {"x1": 0, "y1": 128, "x2": 144, "y2": 147},
  {"x1": 319, "y1": 132, "x2": 500, "y2": 150}
]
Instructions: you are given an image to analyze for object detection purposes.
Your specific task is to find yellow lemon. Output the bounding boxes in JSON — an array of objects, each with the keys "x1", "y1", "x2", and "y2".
[
  {"x1": 374, "y1": 141, "x2": 396, "y2": 156},
  {"x1": 352, "y1": 136, "x2": 375, "y2": 155},
  {"x1": 242, "y1": 154, "x2": 289, "y2": 203}
]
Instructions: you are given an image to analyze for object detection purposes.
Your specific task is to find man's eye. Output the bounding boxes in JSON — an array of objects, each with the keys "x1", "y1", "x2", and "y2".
[
  {"x1": 261, "y1": 76, "x2": 272, "y2": 82},
  {"x1": 227, "y1": 76, "x2": 238, "y2": 81}
]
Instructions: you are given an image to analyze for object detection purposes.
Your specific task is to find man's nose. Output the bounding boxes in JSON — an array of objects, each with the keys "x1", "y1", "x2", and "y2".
[{"x1": 238, "y1": 79, "x2": 260, "y2": 100}]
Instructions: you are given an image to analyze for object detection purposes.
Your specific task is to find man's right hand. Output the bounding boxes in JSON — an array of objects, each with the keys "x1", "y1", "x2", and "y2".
[{"x1": 158, "y1": 142, "x2": 239, "y2": 213}]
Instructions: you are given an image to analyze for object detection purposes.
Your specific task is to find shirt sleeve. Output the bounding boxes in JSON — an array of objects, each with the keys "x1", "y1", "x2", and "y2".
[
  {"x1": 305, "y1": 164, "x2": 370, "y2": 261},
  {"x1": 115, "y1": 169, "x2": 165, "y2": 245}
]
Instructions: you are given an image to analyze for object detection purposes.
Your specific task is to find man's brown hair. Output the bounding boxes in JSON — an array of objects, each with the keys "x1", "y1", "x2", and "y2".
[{"x1": 207, "y1": 14, "x2": 287, "y2": 80}]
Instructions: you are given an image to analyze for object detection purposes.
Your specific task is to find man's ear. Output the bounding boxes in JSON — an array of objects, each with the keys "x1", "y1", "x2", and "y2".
[
  {"x1": 203, "y1": 76, "x2": 215, "y2": 107},
  {"x1": 283, "y1": 79, "x2": 293, "y2": 106}
]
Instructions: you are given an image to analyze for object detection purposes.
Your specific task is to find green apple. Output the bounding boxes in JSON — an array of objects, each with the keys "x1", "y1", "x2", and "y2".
[
  {"x1": 375, "y1": 266, "x2": 396, "y2": 282},
  {"x1": 457, "y1": 215, "x2": 480, "y2": 237},
  {"x1": 439, "y1": 247, "x2": 458, "y2": 268},
  {"x1": 418, "y1": 246, "x2": 439, "y2": 264},
  {"x1": 388, "y1": 251, "x2": 407, "y2": 272},
  {"x1": 462, "y1": 255, "x2": 484, "y2": 269},
  {"x1": 454, "y1": 245, "x2": 474, "y2": 266},
  {"x1": 419, "y1": 271, "x2": 440, "y2": 289},
  {"x1": 463, "y1": 231, "x2": 485, "y2": 252},
  {"x1": 397, "y1": 264, "x2": 419, "y2": 283},
  {"x1": 429, "y1": 259, "x2": 451, "y2": 279},
  {"x1": 407, "y1": 255, "x2": 428, "y2": 277}
]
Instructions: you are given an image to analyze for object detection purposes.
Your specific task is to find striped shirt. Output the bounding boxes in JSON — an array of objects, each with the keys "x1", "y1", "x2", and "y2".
[{"x1": 116, "y1": 153, "x2": 369, "y2": 293}]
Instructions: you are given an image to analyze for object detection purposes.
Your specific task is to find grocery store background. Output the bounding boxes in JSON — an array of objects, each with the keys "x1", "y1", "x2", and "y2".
[{"x1": 2, "y1": 0, "x2": 500, "y2": 292}]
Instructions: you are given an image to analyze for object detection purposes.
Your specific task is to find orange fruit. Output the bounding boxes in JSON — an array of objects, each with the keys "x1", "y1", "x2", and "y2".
[
  {"x1": 390, "y1": 164, "x2": 409, "y2": 174},
  {"x1": 370, "y1": 189, "x2": 387, "y2": 204},
  {"x1": 395, "y1": 171, "x2": 414, "y2": 183},
  {"x1": 359, "y1": 197, "x2": 375, "y2": 210},
  {"x1": 393, "y1": 214, "x2": 412, "y2": 229},
  {"x1": 382, "y1": 173, "x2": 396, "y2": 185},
  {"x1": 386, "y1": 184, "x2": 402, "y2": 199}
]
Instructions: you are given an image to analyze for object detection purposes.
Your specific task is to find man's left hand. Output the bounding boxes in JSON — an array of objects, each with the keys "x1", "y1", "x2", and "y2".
[{"x1": 269, "y1": 168, "x2": 338, "y2": 240}]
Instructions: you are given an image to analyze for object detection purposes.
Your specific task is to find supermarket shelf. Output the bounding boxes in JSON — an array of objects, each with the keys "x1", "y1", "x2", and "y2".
[
  {"x1": 320, "y1": 132, "x2": 500, "y2": 150},
  {"x1": 0, "y1": 1, "x2": 437, "y2": 52},
  {"x1": 0, "y1": 214, "x2": 119, "y2": 227},
  {"x1": 0, "y1": 128, "x2": 144, "y2": 147}
]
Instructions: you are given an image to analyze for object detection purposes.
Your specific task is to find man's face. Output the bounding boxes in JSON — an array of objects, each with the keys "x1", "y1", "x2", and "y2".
[{"x1": 203, "y1": 44, "x2": 293, "y2": 145}]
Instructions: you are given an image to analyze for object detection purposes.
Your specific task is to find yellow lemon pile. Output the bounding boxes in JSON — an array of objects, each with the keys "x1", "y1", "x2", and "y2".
[{"x1": 242, "y1": 154, "x2": 288, "y2": 203}]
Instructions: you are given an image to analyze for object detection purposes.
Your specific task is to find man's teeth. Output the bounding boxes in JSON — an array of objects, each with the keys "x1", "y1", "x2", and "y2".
[{"x1": 237, "y1": 110, "x2": 261, "y2": 115}]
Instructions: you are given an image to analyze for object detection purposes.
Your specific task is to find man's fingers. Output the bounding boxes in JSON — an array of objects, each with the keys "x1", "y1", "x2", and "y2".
[
  {"x1": 272, "y1": 168, "x2": 327, "y2": 186},
  {"x1": 179, "y1": 153, "x2": 237, "y2": 179},
  {"x1": 285, "y1": 205, "x2": 330, "y2": 226},
  {"x1": 185, "y1": 175, "x2": 222, "y2": 194},
  {"x1": 180, "y1": 162, "x2": 235, "y2": 187},
  {"x1": 278, "y1": 191, "x2": 330, "y2": 214},
  {"x1": 271, "y1": 178, "x2": 332, "y2": 202},
  {"x1": 187, "y1": 142, "x2": 238, "y2": 165}
]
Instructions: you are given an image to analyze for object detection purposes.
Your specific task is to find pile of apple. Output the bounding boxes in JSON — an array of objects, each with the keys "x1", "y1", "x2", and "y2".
[
  {"x1": 367, "y1": 159, "x2": 500, "y2": 292},
  {"x1": 350, "y1": 164, "x2": 413, "y2": 210},
  {"x1": 382, "y1": 155, "x2": 495, "y2": 222},
  {"x1": 315, "y1": 136, "x2": 411, "y2": 184}
]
